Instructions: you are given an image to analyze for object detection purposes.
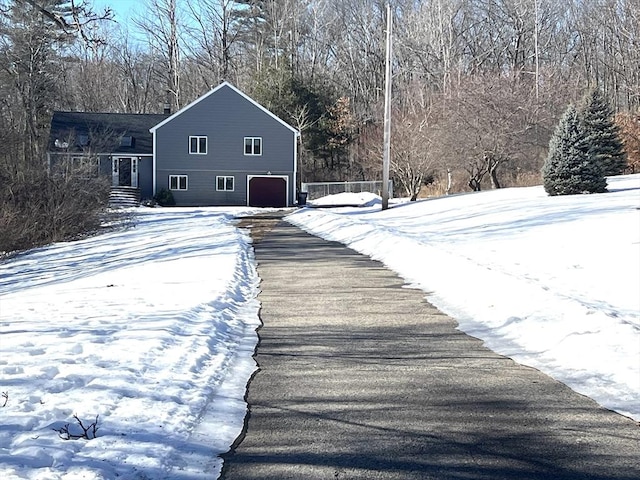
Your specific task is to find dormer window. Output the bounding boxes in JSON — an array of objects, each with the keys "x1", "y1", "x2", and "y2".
[
  {"x1": 77, "y1": 134, "x2": 89, "y2": 147},
  {"x1": 189, "y1": 136, "x2": 207, "y2": 154}
]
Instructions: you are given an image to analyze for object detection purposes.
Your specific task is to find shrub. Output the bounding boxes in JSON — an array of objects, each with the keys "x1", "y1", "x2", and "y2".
[
  {"x1": 53, "y1": 414, "x2": 100, "y2": 440},
  {"x1": 153, "y1": 188, "x2": 176, "y2": 206},
  {"x1": 0, "y1": 163, "x2": 111, "y2": 254}
]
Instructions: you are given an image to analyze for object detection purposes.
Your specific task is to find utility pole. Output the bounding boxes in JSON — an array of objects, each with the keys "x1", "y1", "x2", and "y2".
[
  {"x1": 381, "y1": 3, "x2": 392, "y2": 210},
  {"x1": 534, "y1": 0, "x2": 540, "y2": 101}
]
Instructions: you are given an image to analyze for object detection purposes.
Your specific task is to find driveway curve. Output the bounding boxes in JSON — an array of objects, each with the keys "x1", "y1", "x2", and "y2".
[{"x1": 222, "y1": 215, "x2": 640, "y2": 480}]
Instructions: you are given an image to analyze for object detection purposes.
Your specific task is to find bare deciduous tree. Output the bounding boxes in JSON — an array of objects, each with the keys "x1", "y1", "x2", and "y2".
[
  {"x1": 616, "y1": 112, "x2": 640, "y2": 173},
  {"x1": 134, "y1": 0, "x2": 183, "y2": 111},
  {"x1": 185, "y1": 0, "x2": 241, "y2": 85}
]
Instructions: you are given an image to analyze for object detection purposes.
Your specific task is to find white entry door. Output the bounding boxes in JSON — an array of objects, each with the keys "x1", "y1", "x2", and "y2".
[{"x1": 112, "y1": 157, "x2": 138, "y2": 188}]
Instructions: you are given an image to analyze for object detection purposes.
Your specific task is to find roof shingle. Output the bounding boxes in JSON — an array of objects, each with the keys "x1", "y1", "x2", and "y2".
[{"x1": 48, "y1": 112, "x2": 168, "y2": 155}]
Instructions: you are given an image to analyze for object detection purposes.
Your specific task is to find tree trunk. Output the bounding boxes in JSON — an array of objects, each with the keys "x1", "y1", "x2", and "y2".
[
  {"x1": 468, "y1": 178, "x2": 481, "y2": 191},
  {"x1": 489, "y1": 166, "x2": 501, "y2": 189},
  {"x1": 485, "y1": 155, "x2": 502, "y2": 189}
]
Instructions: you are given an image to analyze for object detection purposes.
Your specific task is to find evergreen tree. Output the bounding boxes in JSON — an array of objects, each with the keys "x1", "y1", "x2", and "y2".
[
  {"x1": 0, "y1": 1, "x2": 111, "y2": 163},
  {"x1": 580, "y1": 88, "x2": 627, "y2": 176},
  {"x1": 542, "y1": 104, "x2": 607, "y2": 196},
  {"x1": 1, "y1": 0, "x2": 65, "y2": 163},
  {"x1": 249, "y1": 67, "x2": 350, "y2": 180}
]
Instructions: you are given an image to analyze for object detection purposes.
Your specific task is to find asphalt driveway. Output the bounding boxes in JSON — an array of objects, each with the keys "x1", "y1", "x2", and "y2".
[{"x1": 222, "y1": 216, "x2": 640, "y2": 480}]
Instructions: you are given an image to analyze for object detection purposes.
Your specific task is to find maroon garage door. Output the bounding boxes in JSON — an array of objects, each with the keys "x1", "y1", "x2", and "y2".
[{"x1": 249, "y1": 177, "x2": 287, "y2": 207}]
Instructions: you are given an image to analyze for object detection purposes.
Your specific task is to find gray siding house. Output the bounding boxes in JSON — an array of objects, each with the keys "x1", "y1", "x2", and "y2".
[
  {"x1": 48, "y1": 82, "x2": 299, "y2": 207},
  {"x1": 151, "y1": 82, "x2": 298, "y2": 207},
  {"x1": 47, "y1": 112, "x2": 167, "y2": 201}
]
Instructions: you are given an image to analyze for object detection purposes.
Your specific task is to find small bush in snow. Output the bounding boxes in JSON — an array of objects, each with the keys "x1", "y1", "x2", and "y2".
[{"x1": 54, "y1": 414, "x2": 100, "y2": 440}]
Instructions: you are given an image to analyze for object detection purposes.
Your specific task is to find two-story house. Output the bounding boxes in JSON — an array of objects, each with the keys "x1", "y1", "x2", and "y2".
[{"x1": 47, "y1": 82, "x2": 299, "y2": 207}]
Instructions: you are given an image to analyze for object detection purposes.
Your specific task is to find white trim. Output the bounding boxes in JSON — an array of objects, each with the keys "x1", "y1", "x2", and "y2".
[
  {"x1": 293, "y1": 134, "x2": 298, "y2": 200},
  {"x1": 149, "y1": 82, "x2": 299, "y2": 135},
  {"x1": 132, "y1": 157, "x2": 138, "y2": 188},
  {"x1": 49, "y1": 152, "x2": 153, "y2": 158},
  {"x1": 247, "y1": 174, "x2": 289, "y2": 207},
  {"x1": 169, "y1": 174, "x2": 188, "y2": 190},
  {"x1": 189, "y1": 135, "x2": 208, "y2": 155},
  {"x1": 111, "y1": 155, "x2": 138, "y2": 187},
  {"x1": 111, "y1": 157, "x2": 119, "y2": 186},
  {"x1": 152, "y1": 132, "x2": 157, "y2": 196},
  {"x1": 216, "y1": 175, "x2": 235, "y2": 191}
]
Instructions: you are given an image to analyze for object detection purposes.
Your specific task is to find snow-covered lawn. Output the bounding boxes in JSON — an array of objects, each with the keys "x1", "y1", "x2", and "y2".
[
  {"x1": 0, "y1": 207, "x2": 267, "y2": 479},
  {"x1": 290, "y1": 174, "x2": 640, "y2": 422},
  {"x1": 1, "y1": 175, "x2": 638, "y2": 479}
]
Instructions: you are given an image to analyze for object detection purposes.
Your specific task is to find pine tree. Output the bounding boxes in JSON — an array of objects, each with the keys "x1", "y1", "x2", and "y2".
[
  {"x1": 1, "y1": 1, "x2": 110, "y2": 164},
  {"x1": 580, "y1": 88, "x2": 627, "y2": 176},
  {"x1": 542, "y1": 104, "x2": 607, "y2": 196},
  {"x1": 1, "y1": 1, "x2": 63, "y2": 163}
]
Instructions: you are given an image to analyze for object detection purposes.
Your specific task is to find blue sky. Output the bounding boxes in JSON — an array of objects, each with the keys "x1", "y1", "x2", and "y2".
[{"x1": 93, "y1": 0, "x2": 137, "y2": 24}]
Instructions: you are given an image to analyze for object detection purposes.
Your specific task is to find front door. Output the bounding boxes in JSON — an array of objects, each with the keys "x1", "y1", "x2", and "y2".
[
  {"x1": 112, "y1": 157, "x2": 138, "y2": 187},
  {"x1": 119, "y1": 158, "x2": 132, "y2": 186}
]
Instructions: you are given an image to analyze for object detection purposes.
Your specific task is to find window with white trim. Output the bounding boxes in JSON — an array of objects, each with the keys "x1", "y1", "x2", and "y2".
[
  {"x1": 189, "y1": 136, "x2": 207, "y2": 154},
  {"x1": 216, "y1": 176, "x2": 234, "y2": 191},
  {"x1": 169, "y1": 175, "x2": 188, "y2": 190},
  {"x1": 244, "y1": 137, "x2": 262, "y2": 156},
  {"x1": 61, "y1": 156, "x2": 99, "y2": 177}
]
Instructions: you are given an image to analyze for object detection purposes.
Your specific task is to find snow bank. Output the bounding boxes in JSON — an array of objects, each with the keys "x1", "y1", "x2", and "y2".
[
  {"x1": 308, "y1": 191, "x2": 381, "y2": 207},
  {"x1": 289, "y1": 175, "x2": 640, "y2": 420},
  {"x1": 0, "y1": 207, "x2": 264, "y2": 479}
]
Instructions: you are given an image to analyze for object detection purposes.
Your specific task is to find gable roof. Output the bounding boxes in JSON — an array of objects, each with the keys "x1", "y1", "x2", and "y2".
[
  {"x1": 149, "y1": 81, "x2": 299, "y2": 135},
  {"x1": 49, "y1": 112, "x2": 168, "y2": 155}
]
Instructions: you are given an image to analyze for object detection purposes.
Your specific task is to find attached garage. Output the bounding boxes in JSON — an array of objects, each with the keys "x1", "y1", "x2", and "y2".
[{"x1": 248, "y1": 176, "x2": 288, "y2": 207}]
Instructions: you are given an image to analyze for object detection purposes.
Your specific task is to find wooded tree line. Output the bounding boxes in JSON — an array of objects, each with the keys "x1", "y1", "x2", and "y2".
[{"x1": 1, "y1": 0, "x2": 640, "y2": 199}]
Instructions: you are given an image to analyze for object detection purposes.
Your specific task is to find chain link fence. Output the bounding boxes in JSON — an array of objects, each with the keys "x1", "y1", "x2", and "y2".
[{"x1": 301, "y1": 180, "x2": 393, "y2": 200}]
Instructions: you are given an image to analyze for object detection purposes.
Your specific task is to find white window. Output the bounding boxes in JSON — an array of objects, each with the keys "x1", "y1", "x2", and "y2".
[
  {"x1": 169, "y1": 175, "x2": 188, "y2": 190},
  {"x1": 216, "y1": 176, "x2": 234, "y2": 191},
  {"x1": 244, "y1": 137, "x2": 262, "y2": 156},
  {"x1": 189, "y1": 136, "x2": 207, "y2": 154},
  {"x1": 62, "y1": 156, "x2": 98, "y2": 177}
]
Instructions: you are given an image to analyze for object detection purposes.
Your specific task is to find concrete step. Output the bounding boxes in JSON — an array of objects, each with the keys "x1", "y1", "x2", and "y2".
[{"x1": 109, "y1": 187, "x2": 140, "y2": 208}]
